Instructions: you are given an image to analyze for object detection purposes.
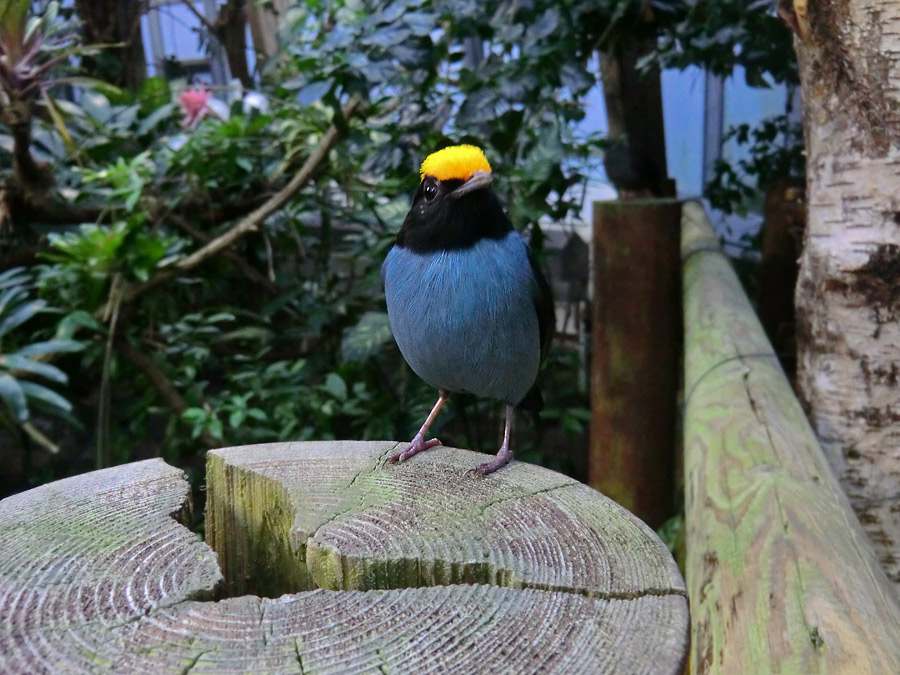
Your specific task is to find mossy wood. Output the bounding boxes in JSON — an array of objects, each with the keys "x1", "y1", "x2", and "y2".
[
  {"x1": 0, "y1": 442, "x2": 689, "y2": 673},
  {"x1": 681, "y1": 200, "x2": 900, "y2": 674}
]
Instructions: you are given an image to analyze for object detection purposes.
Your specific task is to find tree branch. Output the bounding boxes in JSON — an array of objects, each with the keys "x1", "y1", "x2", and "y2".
[
  {"x1": 180, "y1": 0, "x2": 218, "y2": 34},
  {"x1": 115, "y1": 339, "x2": 221, "y2": 449},
  {"x1": 113, "y1": 95, "x2": 362, "y2": 307},
  {"x1": 167, "y1": 212, "x2": 278, "y2": 294}
]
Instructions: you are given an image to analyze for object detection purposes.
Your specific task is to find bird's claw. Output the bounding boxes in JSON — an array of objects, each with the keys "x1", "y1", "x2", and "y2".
[
  {"x1": 467, "y1": 447, "x2": 512, "y2": 477},
  {"x1": 387, "y1": 436, "x2": 442, "y2": 463}
]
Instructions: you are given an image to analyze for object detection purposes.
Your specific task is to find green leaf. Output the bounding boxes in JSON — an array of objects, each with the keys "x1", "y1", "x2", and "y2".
[
  {"x1": 54, "y1": 77, "x2": 125, "y2": 102},
  {"x1": 57, "y1": 310, "x2": 105, "y2": 337},
  {"x1": 322, "y1": 372, "x2": 348, "y2": 401},
  {"x1": 531, "y1": 8, "x2": 559, "y2": 40},
  {"x1": 41, "y1": 90, "x2": 78, "y2": 157},
  {"x1": 182, "y1": 407, "x2": 206, "y2": 424},
  {"x1": 0, "y1": 286, "x2": 28, "y2": 318},
  {"x1": 457, "y1": 89, "x2": 496, "y2": 125},
  {"x1": 0, "y1": 354, "x2": 68, "y2": 384},
  {"x1": 137, "y1": 102, "x2": 176, "y2": 136},
  {"x1": 0, "y1": 266, "x2": 31, "y2": 291},
  {"x1": 403, "y1": 11, "x2": 435, "y2": 36},
  {"x1": 0, "y1": 373, "x2": 28, "y2": 422},
  {"x1": 208, "y1": 417, "x2": 224, "y2": 440},
  {"x1": 297, "y1": 79, "x2": 333, "y2": 106},
  {"x1": 207, "y1": 312, "x2": 237, "y2": 323},
  {"x1": 81, "y1": 91, "x2": 113, "y2": 124},
  {"x1": 0, "y1": 0, "x2": 31, "y2": 52},
  {"x1": 19, "y1": 380, "x2": 71, "y2": 416},
  {"x1": 15, "y1": 338, "x2": 84, "y2": 357},
  {"x1": 138, "y1": 76, "x2": 171, "y2": 113},
  {"x1": 341, "y1": 311, "x2": 393, "y2": 362},
  {"x1": 218, "y1": 327, "x2": 274, "y2": 343},
  {"x1": 0, "y1": 299, "x2": 46, "y2": 337},
  {"x1": 124, "y1": 188, "x2": 141, "y2": 211},
  {"x1": 229, "y1": 409, "x2": 246, "y2": 429}
]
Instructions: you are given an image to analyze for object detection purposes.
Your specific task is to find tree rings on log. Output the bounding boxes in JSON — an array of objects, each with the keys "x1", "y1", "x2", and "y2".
[{"x1": 0, "y1": 443, "x2": 689, "y2": 673}]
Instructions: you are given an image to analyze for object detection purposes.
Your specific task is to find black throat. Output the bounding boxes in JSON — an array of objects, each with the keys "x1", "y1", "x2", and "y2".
[{"x1": 396, "y1": 178, "x2": 514, "y2": 253}]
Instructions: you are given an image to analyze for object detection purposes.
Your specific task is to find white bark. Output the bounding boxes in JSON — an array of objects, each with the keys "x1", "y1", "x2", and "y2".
[{"x1": 795, "y1": 1, "x2": 900, "y2": 586}]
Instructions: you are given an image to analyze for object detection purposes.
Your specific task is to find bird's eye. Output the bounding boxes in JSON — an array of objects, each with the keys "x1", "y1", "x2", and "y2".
[{"x1": 423, "y1": 182, "x2": 438, "y2": 202}]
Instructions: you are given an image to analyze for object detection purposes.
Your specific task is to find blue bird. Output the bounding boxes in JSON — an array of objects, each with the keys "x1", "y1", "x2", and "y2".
[{"x1": 382, "y1": 145, "x2": 553, "y2": 475}]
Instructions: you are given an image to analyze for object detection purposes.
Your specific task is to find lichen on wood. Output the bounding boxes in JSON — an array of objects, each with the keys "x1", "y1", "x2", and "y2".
[
  {"x1": 0, "y1": 442, "x2": 689, "y2": 673},
  {"x1": 682, "y1": 201, "x2": 900, "y2": 674},
  {"x1": 206, "y1": 441, "x2": 684, "y2": 600}
]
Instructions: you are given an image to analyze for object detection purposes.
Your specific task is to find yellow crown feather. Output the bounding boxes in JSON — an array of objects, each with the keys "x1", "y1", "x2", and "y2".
[{"x1": 420, "y1": 144, "x2": 492, "y2": 182}]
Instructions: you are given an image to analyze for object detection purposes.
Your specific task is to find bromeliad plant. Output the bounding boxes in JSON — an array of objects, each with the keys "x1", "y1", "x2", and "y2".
[{"x1": 0, "y1": 1, "x2": 120, "y2": 198}]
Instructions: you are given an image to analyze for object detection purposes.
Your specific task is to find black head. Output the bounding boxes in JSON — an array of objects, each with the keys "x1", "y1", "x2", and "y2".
[{"x1": 396, "y1": 171, "x2": 514, "y2": 253}]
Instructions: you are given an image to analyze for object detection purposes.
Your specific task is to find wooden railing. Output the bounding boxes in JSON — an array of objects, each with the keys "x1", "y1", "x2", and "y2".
[{"x1": 682, "y1": 200, "x2": 900, "y2": 672}]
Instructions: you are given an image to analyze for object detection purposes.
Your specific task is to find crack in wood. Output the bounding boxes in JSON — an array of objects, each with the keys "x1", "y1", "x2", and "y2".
[
  {"x1": 178, "y1": 649, "x2": 209, "y2": 675},
  {"x1": 1, "y1": 450, "x2": 690, "y2": 672},
  {"x1": 293, "y1": 637, "x2": 306, "y2": 674},
  {"x1": 376, "y1": 647, "x2": 390, "y2": 674},
  {"x1": 206, "y1": 445, "x2": 688, "y2": 608},
  {"x1": 473, "y1": 480, "x2": 579, "y2": 518}
]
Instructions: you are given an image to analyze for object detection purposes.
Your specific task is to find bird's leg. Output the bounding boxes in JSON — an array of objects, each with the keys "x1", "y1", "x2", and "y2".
[
  {"x1": 388, "y1": 390, "x2": 448, "y2": 463},
  {"x1": 473, "y1": 404, "x2": 515, "y2": 475}
]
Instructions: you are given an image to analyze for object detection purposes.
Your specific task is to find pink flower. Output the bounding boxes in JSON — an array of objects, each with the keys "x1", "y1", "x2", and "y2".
[{"x1": 178, "y1": 89, "x2": 209, "y2": 128}]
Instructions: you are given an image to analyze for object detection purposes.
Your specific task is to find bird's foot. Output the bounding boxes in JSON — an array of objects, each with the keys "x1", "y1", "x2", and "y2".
[
  {"x1": 469, "y1": 445, "x2": 512, "y2": 476},
  {"x1": 387, "y1": 434, "x2": 442, "y2": 463}
]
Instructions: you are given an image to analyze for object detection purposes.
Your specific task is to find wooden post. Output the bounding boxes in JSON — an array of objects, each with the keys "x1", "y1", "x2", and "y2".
[
  {"x1": 600, "y1": 41, "x2": 672, "y2": 197},
  {"x1": 590, "y1": 198, "x2": 681, "y2": 529},
  {"x1": 682, "y1": 201, "x2": 900, "y2": 673},
  {"x1": 0, "y1": 442, "x2": 689, "y2": 673}
]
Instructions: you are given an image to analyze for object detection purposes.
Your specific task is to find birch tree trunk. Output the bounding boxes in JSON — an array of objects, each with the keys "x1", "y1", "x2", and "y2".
[{"x1": 793, "y1": 1, "x2": 900, "y2": 586}]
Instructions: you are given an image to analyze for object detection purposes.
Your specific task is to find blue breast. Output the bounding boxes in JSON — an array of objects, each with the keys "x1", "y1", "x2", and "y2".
[{"x1": 382, "y1": 232, "x2": 541, "y2": 405}]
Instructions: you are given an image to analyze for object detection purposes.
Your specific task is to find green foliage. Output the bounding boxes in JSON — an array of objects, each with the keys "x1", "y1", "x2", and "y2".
[
  {"x1": 0, "y1": 0, "x2": 796, "y2": 493},
  {"x1": 706, "y1": 115, "x2": 804, "y2": 216},
  {"x1": 646, "y1": 0, "x2": 798, "y2": 87},
  {"x1": 38, "y1": 218, "x2": 185, "y2": 308},
  {"x1": 0, "y1": 268, "x2": 84, "y2": 452}
]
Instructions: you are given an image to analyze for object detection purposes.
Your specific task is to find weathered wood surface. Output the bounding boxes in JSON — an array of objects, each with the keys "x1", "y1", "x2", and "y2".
[
  {"x1": 682, "y1": 200, "x2": 900, "y2": 674},
  {"x1": 591, "y1": 199, "x2": 681, "y2": 529},
  {"x1": 0, "y1": 443, "x2": 689, "y2": 674}
]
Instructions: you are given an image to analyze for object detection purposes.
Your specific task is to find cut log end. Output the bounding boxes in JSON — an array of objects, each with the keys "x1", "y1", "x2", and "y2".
[{"x1": 0, "y1": 442, "x2": 689, "y2": 673}]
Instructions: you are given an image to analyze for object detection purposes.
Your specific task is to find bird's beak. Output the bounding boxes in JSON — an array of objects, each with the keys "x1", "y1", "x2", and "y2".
[{"x1": 450, "y1": 170, "x2": 493, "y2": 199}]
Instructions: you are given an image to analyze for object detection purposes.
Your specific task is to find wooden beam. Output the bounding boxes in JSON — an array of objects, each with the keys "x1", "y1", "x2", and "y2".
[{"x1": 682, "y1": 200, "x2": 900, "y2": 673}]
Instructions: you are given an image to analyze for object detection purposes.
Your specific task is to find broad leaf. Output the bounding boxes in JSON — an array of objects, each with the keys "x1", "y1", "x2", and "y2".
[
  {"x1": 15, "y1": 339, "x2": 84, "y2": 357},
  {"x1": 322, "y1": 372, "x2": 348, "y2": 401},
  {"x1": 20, "y1": 380, "x2": 72, "y2": 416},
  {"x1": 341, "y1": 311, "x2": 393, "y2": 362},
  {"x1": 0, "y1": 299, "x2": 46, "y2": 338},
  {"x1": 297, "y1": 79, "x2": 334, "y2": 107},
  {"x1": 0, "y1": 374, "x2": 28, "y2": 422},
  {"x1": 0, "y1": 354, "x2": 68, "y2": 384}
]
